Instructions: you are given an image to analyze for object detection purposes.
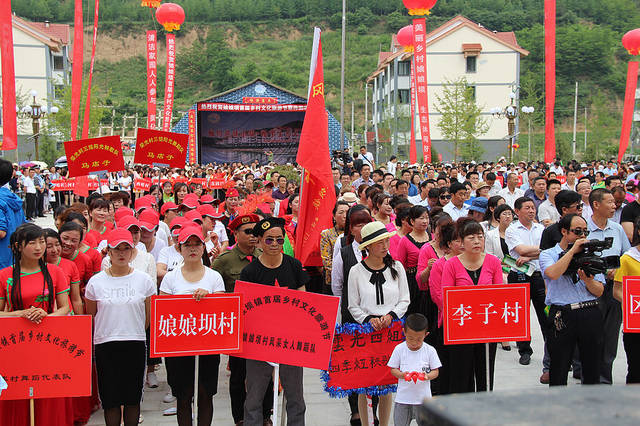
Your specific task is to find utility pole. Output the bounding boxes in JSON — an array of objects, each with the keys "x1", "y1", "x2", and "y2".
[
  {"x1": 364, "y1": 83, "x2": 368, "y2": 143},
  {"x1": 572, "y1": 81, "x2": 578, "y2": 157},
  {"x1": 393, "y1": 58, "x2": 399, "y2": 156},
  {"x1": 584, "y1": 107, "x2": 588, "y2": 151},
  {"x1": 339, "y1": 0, "x2": 346, "y2": 150},
  {"x1": 351, "y1": 102, "x2": 355, "y2": 144}
]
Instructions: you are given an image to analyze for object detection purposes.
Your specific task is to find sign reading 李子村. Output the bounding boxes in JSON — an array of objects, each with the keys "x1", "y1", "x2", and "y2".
[
  {"x1": 443, "y1": 283, "x2": 530, "y2": 345},
  {"x1": 623, "y1": 277, "x2": 640, "y2": 333},
  {"x1": 150, "y1": 294, "x2": 243, "y2": 357},
  {"x1": 0, "y1": 316, "x2": 92, "y2": 400},
  {"x1": 233, "y1": 280, "x2": 340, "y2": 370}
]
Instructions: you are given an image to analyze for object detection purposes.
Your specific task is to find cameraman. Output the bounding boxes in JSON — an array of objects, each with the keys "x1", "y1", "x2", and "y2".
[
  {"x1": 540, "y1": 214, "x2": 605, "y2": 386},
  {"x1": 586, "y1": 188, "x2": 630, "y2": 384}
]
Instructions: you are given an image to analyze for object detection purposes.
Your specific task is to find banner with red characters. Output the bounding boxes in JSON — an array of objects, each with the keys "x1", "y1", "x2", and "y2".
[
  {"x1": 0, "y1": 0, "x2": 17, "y2": 150},
  {"x1": 412, "y1": 18, "x2": 432, "y2": 163},
  {"x1": 64, "y1": 136, "x2": 125, "y2": 178},
  {"x1": 146, "y1": 30, "x2": 158, "y2": 129},
  {"x1": 135, "y1": 128, "x2": 188, "y2": 168},
  {"x1": 162, "y1": 33, "x2": 176, "y2": 131},
  {"x1": 188, "y1": 109, "x2": 197, "y2": 164}
]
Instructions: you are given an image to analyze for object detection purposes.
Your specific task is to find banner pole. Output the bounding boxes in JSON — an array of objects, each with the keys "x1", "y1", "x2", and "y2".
[
  {"x1": 272, "y1": 364, "x2": 280, "y2": 425},
  {"x1": 485, "y1": 343, "x2": 491, "y2": 392},
  {"x1": 194, "y1": 355, "x2": 199, "y2": 423},
  {"x1": 29, "y1": 398, "x2": 34, "y2": 426},
  {"x1": 280, "y1": 394, "x2": 286, "y2": 426}
]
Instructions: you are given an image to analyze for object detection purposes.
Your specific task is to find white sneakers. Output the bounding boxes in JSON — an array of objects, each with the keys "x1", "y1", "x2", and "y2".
[
  {"x1": 163, "y1": 407, "x2": 177, "y2": 416},
  {"x1": 146, "y1": 372, "x2": 159, "y2": 388},
  {"x1": 163, "y1": 392, "x2": 177, "y2": 403}
]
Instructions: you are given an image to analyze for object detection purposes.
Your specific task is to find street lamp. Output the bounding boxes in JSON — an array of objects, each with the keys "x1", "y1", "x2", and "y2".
[
  {"x1": 521, "y1": 106, "x2": 535, "y2": 161},
  {"x1": 490, "y1": 92, "x2": 519, "y2": 163},
  {"x1": 17, "y1": 90, "x2": 58, "y2": 161}
]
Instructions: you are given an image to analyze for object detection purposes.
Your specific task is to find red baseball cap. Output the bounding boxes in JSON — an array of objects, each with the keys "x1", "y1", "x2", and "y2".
[
  {"x1": 107, "y1": 228, "x2": 134, "y2": 248},
  {"x1": 114, "y1": 207, "x2": 135, "y2": 223},
  {"x1": 226, "y1": 188, "x2": 239, "y2": 198},
  {"x1": 160, "y1": 202, "x2": 178, "y2": 216},
  {"x1": 169, "y1": 216, "x2": 188, "y2": 230},
  {"x1": 178, "y1": 225, "x2": 205, "y2": 245},
  {"x1": 117, "y1": 215, "x2": 141, "y2": 230},
  {"x1": 200, "y1": 194, "x2": 215, "y2": 204},
  {"x1": 134, "y1": 197, "x2": 153, "y2": 212},
  {"x1": 196, "y1": 204, "x2": 218, "y2": 218},
  {"x1": 138, "y1": 209, "x2": 160, "y2": 227},
  {"x1": 142, "y1": 194, "x2": 157, "y2": 206},
  {"x1": 181, "y1": 195, "x2": 200, "y2": 209},
  {"x1": 184, "y1": 209, "x2": 203, "y2": 224}
]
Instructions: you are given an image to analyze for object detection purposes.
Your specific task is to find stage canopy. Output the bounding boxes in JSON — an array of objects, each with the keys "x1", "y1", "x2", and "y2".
[{"x1": 172, "y1": 79, "x2": 347, "y2": 165}]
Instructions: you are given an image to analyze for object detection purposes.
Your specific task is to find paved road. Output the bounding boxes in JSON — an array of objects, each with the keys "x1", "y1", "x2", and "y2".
[{"x1": 32, "y1": 216, "x2": 629, "y2": 425}]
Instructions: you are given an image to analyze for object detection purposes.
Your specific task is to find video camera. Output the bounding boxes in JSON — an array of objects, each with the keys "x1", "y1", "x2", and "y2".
[{"x1": 562, "y1": 237, "x2": 620, "y2": 281}]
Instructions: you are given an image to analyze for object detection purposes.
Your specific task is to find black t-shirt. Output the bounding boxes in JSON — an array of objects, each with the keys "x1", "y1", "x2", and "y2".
[
  {"x1": 620, "y1": 201, "x2": 640, "y2": 224},
  {"x1": 540, "y1": 222, "x2": 562, "y2": 250},
  {"x1": 240, "y1": 254, "x2": 310, "y2": 290}
]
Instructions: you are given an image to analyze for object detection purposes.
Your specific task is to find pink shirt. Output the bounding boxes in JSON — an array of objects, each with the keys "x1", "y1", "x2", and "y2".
[
  {"x1": 441, "y1": 254, "x2": 504, "y2": 289},
  {"x1": 416, "y1": 243, "x2": 438, "y2": 290},
  {"x1": 428, "y1": 257, "x2": 448, "y2": 327},
  {"x1": 395, "y1": 236, "x2": 425, "y2": 269},
  {"x1": 389, "y1": 234, "x2": 402, "y2": 260}
]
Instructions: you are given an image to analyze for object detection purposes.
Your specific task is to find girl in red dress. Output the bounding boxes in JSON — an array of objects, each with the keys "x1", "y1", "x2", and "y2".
[
  {"x1": 0, "y1": 223, "x2": 72, "y2": 426},
  {"x1": 44, "y1": 228, "x2": 83, "y2": 315}
]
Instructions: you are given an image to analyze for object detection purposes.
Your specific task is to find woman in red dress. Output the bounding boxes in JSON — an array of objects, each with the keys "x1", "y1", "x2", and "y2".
[
  {"x1": 0, "y1": 223, "x2": 72, "y2": 426},
  {"x1": 44, "y1": 228, "x2": 83, "y2": 315}
]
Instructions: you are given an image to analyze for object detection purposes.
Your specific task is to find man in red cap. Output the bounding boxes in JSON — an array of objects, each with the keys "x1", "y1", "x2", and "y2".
[
  {"x1": 159, "y1": 202, "x2": 179, "y2": 244},
  {"x1": 138, "y1": 209, "x2": 167, "y2": 261},
  {"x1": 198, "y1": 204, "x2": 229, "y2": 260},
  {"x1": 211, "y1": 213, "x2": 271, "y2": 425}
]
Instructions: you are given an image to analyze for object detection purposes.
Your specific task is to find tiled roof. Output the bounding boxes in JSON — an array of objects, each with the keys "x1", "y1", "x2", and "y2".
[{"x1": 28, "y1": 22, "x2": 70, "y2": 45}]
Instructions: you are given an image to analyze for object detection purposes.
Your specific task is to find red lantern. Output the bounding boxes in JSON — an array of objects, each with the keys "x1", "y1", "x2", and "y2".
[
  {"x1": 155, "y1": 2, "x2": 185, "y2": 32},
  {"x1": 140, "y1": 0, "x2": 161, "y2": 8},
  {"x1": 623, "y1": 29, "x2": 640, "y2": 55},
  {"x1": 403, "y1": 0, "x2": 438, "y2": 16},
  {"x1": 397, "y1": 25, "x2": 414, "y2": 52},
  {"x1": 513, "y1": 143, "x2": 520, "y2": 150}
]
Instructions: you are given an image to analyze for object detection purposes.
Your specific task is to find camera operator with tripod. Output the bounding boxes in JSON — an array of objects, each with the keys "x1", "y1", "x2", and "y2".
[{"x1": 540, "y1": 214, "x2": 605, "y2": 386}]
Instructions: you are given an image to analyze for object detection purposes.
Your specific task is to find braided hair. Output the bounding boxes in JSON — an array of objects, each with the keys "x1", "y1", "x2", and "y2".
[{"x1": 9, "y1": 224, "x2": 55, "y2": 313}]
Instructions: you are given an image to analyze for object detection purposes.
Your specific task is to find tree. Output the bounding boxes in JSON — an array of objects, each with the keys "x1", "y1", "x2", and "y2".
[
  {"x1": 585, "y1": 89, "x2": 618, "y2": 160},
  {"x1": 435, "y1": 77, "x2": 489, "y2": 161}
]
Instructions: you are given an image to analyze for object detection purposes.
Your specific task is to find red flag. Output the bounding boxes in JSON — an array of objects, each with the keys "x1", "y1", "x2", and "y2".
[
  {"x1": 81, "y1": 0, "x2": 100, "y2": 139},
  {"x1": 544, "y1": 0, "x2": 556, "y2": 162},
  {"x1": 295, "y1": 32, "x2": 336, "y2": 267},
  {"x1": 146, "y1": 30, "x2": 158, "y2": 129},
  {"x1": 619, "y1": 61, "x2": 639, "y2": 162},
  {"x1": 70, "y1": 0, "x2": 83, "y2": 141},
  {"x1": 0, "y1": 0, "x2": 17, "y2": 150}
]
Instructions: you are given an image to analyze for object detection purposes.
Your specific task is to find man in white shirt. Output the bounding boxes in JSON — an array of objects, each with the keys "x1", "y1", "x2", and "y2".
[
  {"x1": 118, "y1": 169, "x2": 133, "y2": 191},
  {"x1": 498, "y1": 173, "x2": 525, "y2": 208},
  {"x1": 577, "y1": 180, "x2": 593, "y2": 221},
  {"x1": 549, "y1": 161, "x2": 564, "y2": 175},
  {"x1": 22, "y1": 168, "x2": 37, "y2": 220},
  {"x1": 505, "y1": 196, "x2": 548, "y2": 372},
  {"x1": 386, "y1": 155, "x2": 397, "y2": 177},
  {"x1": 561, "y1": 169, "x2": 577, "y2": 191},
  {"x1": 358, "y1": 146, "x2": 375, "y2": 170},
  {"x1": 443, "y1": 182, "x2": 469, "y2": 220},
  {"x1": 408, "y1": 181, "x2": 430, "y2": 207},
  {"x1": 538, "y1": 179, "x2": 562, "y2": 227}
]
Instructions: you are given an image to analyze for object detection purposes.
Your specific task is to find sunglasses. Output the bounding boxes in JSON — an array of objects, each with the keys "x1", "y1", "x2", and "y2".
[
  {"x1": 241, "y1": 228, "x2": 255, "y2": 235},
  {"x1": 570, "y1": 203, "x2": 584, "y2": 210},
  {"x1": 570, "y1": 228, "x2": 589, "y2": 236},
  {"x1": 264, "y1": 237, "x2": 285, "y2": 246},
  {"x1": 440, "y1": 194, "x2": 452, "y2": 199}
]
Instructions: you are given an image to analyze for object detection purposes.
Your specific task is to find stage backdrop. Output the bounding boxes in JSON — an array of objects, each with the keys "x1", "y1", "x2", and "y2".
[{"x1": 198, "y1": 108, "x2": 305, "y2": 164}]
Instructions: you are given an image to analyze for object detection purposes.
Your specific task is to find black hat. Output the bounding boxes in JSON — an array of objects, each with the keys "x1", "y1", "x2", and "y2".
[{"x1": 253, "y1": 217, "x2": 286, "y2": 237}]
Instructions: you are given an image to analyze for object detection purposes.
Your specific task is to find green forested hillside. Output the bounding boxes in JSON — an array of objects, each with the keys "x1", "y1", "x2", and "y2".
[{"x1": 15, "y1": 0, "x2": 640, "y2": 159}]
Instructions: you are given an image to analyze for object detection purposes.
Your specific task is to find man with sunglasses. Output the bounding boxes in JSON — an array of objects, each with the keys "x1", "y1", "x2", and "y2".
[
  {"x1": 540, "y1": 213, "x2": 605, "y2": 386},
  {"x1": 586, "y1": 188, "x2": 630, "y2": 384},
  {"x1": 540, "y1": 190, "x2": 584, "y2": 251},
  {"x1": 212, "y1": 213, "x2": 273, "y2": 426}
]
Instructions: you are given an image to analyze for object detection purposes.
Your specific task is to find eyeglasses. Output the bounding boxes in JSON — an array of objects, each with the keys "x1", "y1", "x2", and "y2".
[
  {"x1": 264, "y1": 237, "x2": 285, "y2": 246},
  {"x1": 570, "y1": 228, "x2": 589, "y2": 236},
  {"x1": 440, "y1": 194, "x2": 452, "y2": 199},
  {"x1": 241, "y1": 228, "x2": 255, "y2": 235},
  {"x1": 570, "y1": 203, "x2": 584, "y2": 210}
]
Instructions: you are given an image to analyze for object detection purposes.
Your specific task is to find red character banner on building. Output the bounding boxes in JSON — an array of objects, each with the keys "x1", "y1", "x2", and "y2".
[
  {"x1": 0, "y1": 316, "x2": 92, "y2": 400},
  {"x1": 233, "y1": 281, "x2": 340, "y2": 370},
  {"x1": 135, "y1": 128, "x2": 188, "y2": 168},
  {"x1": 51, "y1": 179, "x2": 75, "y2": 192},
  {"x1": 412, "y1": 18, "x2": 432, "y2": 163},
  {"x1": 150, "y1": 294, "x2": 243, "y2": 357},
  {"x1": 623, "y1": 277, "x2": 640, "y2": 333},
  {"x1": 162, "y1": 33, "x2": 176, "y2": 131},
  {"x1": 187, "y1": 109, "x2": 197, "y2": 164},
  {"x1": 322, "y1": 321, "x2": 404, "y2": 396},
  {"x1": 443, "y1": 284, "x2": 530, "y2": 345},
  {"x1": 146, "y1": 30, "x2": 158, "y2": 129},
  {"x1": 64, "y1": 136, "x2": 125, "y2": 178}
]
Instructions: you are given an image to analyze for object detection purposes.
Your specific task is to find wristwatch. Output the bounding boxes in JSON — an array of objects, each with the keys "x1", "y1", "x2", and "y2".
[{"x1": 424, "y1": 367, "x2": 431, "y2": 374}]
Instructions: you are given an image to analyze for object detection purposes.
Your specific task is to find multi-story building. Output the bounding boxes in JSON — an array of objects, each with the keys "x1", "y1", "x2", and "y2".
[{"x1": 366, "y1": 15, "x2": 529, "y2": 162}]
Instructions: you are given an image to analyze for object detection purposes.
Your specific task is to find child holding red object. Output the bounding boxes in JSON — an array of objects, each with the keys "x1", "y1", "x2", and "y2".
[{"x1": 388, "y1": 313, "x2": 441, "y2": 426}]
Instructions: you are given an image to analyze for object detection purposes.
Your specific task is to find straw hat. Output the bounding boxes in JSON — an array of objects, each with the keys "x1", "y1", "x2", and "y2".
[{"x1": 358, "y1": 221, "x2": 396, "y2": 250}]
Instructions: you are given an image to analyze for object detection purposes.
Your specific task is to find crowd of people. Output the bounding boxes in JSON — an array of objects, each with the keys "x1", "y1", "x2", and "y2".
[{"x1": 0, "y1": 146, "x2": 639, "y2": 426}]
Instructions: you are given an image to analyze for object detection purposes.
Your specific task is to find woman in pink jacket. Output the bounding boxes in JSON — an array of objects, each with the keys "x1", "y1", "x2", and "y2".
[{"x1": 441, "y1": 217, "x2": 505, "y2": 394}]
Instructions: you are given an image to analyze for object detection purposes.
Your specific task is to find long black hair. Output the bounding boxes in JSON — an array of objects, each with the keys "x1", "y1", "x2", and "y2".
[
  {"x1": 344, "y1": 204, "x2": 371, "y2": 245},
  {"x1": 9, "y1": 224, "x2": 55, "y2": 313}
]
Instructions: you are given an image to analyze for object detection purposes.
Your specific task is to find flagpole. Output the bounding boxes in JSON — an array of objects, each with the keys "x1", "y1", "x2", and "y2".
[{"x1": 340, "y1": 0, "x2": 346, "y2": 150}]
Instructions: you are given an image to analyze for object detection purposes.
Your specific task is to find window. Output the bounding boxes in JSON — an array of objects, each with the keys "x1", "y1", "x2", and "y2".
[
  {"x1": 466, "y1": 56, "x2": 477, "y2": 73},
  {"x1": 466, "y1": 85, "x2": 477, "y2": 101},
  {"x1": 398, "y1": 61, "x2": 411, "y2": 76},
  {"x1": 54, "y1": 85, "x2": 65, "y2": 99},
  {"x1": 398, "y1": 89, "x2": 410, "y2": 104},
  {"x1": 53, "y1": 55, "x2": 64, "y2": 71}
]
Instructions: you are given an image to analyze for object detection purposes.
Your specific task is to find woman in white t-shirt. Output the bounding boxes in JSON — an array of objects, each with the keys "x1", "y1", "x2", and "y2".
[
  {"x1": 101, "y1": 216, "x2": 156, "y2": 281},
  {"x1": 85, "y1": 229, "x2": 156, "y2": 426},
  {"x1": 159, "y1": 225, "x2": 225, "y2": 426}
]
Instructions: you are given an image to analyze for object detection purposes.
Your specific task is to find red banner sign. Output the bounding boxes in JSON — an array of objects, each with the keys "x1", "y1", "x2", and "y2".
[
  {"x1": 146, "y1": 30, "x2": 157, "y2": 129},
  {"x1": 233, "y1": 281, "x2": 339, "y2": 370},
  {"x1": 81, "y1": 0, "x2": 100, "y2": 139},
  {"x1": 409, "y1": 58, "x2": 417, "y2": 164},
  {"x1": 412, "y1": 18, "x2": 432, "y2": 163},
  {"x1": 623, "y1": 277, "x2": 640, "y2": 333},
  {"x1": 198, "y1": 103, "x2": 306, "y2": 112},
  {"x1": 134, "y1": 178, "x2": 152, "y2": 192},
  {"x1": 69, "y1": 0, "x2": 83, "y2": 142},
  {"x1": 0, "y1": 0, "x2": 17, "y2": 150},
  {"x1": 162, "y1": 33, "x2": 176, "y2": 131},
  {"x1": 150, "y1": 294, "x2": 243, "y2": 357},
  {"x1": 325, "y1": 322, "x2": 403, "y2": 392},
  {"x1": 64, "y1": 136, "x2": 125, "y2": 178},
  {"x1": 0, "y1": 316, "x2": 92, "y2": 400},
  {"x1": 187, "y1": 109, "x2": 197, "y2": 164},
  {"x1": 243, "y1": 97, "x2": 278, "y2": 104},
  {"x1": 544, "y1": 0, "x2": 556, "y2": 162},
  {"x1": 208, "y1": 178, "x2": 232, "y2": 189},
  {"x1": 619, "y1": 61, "x2": 639, "y2": 162},
  {"x1": 443, "y1": 284, "x2": 530, "y2": 345},
  {"x1": 51, "y1": 179, "x2": 75, "y2": 192},
  {"x1": 135, "y1": 128, "x2": 188, "y2": 168}
]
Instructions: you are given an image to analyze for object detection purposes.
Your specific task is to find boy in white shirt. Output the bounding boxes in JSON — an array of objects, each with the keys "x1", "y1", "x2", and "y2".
[{"x1": 388, "y1": 314, "x2": 441, "y2": 426}]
